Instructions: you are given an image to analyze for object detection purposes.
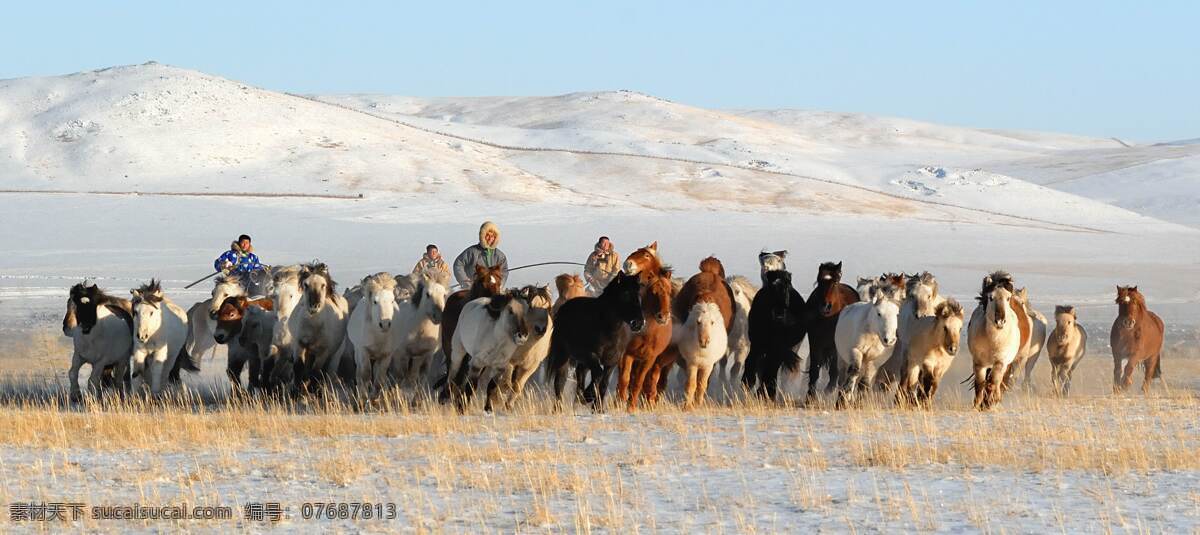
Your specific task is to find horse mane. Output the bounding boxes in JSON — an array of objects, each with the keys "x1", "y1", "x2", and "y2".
[
  {"x1": 698, "y1": 256, "x2": 726, "y2": 279},
  {"x1": 936, "y1": 298, "x2": 964, "y2": 319},
  {"x1": 554, "y1": 273, "x2": 580, "y2": 294},
  {"x1": 131, "y1": 279, "x2": 164, "y2": 305},
  {"x1": 71, "y1": 281, "x2": 122, "y2": 307},
  {"x1": 977, "y1": 271, "x2": 1013, "y2": 304},
  {"x1": 727, "y1": 275, "x2": 758, "y2": 299},
  {"x1": 1116, "y1": 285, "x2": 1147, "y2": 312},
  {"x1": 301, "y1": 262, "x2": 339, "y2": 298},
  {"x1": 213, "y1": 272, "x2": 244, "y2": 289},
  {"x1": 361, "y1": 272, "x2": 397, "y2": 295},
  {"x1": 518, "y1": 284, "x2": 552, "y2": 305},
  {"x1": 906, "y1": 271, "x2": 939, "y2": 297},
  {"x1": 484, "y1": 292, "x2": 515, "y2": 320},
  {"x1": 1054, "y1": 305, "x2": 1076, "y2": 317}
]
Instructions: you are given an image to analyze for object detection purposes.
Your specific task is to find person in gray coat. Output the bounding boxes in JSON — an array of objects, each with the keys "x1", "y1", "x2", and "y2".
[{"x1": 453, "y1": 221, "x2": 509, "y2": 287}]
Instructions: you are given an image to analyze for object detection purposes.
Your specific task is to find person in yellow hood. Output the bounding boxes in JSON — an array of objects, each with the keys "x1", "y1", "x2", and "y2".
[{"x1": 452, "y1": 221, "x2": 509, "y2": 287}]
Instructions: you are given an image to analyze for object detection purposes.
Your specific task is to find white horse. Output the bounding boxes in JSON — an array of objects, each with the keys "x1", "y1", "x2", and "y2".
[
  {"x1": 348, "y1": 273, "x2": 399, "y2": 399},
  {"x1": 282, "y1": 263, "x2": 349, "y2": 390},
  {"x1": 967, "y1": 272, "x2": 1022, "y2": 409},
  {"x1": 834, "y1": 293, "x2": 900, "y2": 405},
  {"x1": 268, "y1": 265, "x2": 305, "y2": 382},
  {"x1": 185, "y1": 275, "x2": 246, "y2": 362},
  {"x1": 717, "y1": 275, "x2": 757, "y2": 391},
  {"x1": 1046, "y1": 305, "x2": 1087, "y2": 397},
  {"x1": 897, "y1": 299, "x2": 964, "y2": 408},
  {"x1": 129, "y1": 280, "x2": 190, "y2": 395},
  {"x1": 1013, "y1": 287, "x2": 1048, "y2": 390},
  {"x1": 676, "y1": 300, "x2": 728, "y2": 409},
  {"x1": 389, "y1": 278, "x2": 448, "y2": 388},
  {"x1": 63, "y1": 282, "x2": 133, "y2": 400},
  {"x1": 447, "y1": 293, "x2": 529, "y2": 412}
]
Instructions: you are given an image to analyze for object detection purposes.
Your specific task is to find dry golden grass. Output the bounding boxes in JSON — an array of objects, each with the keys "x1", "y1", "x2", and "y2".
[{"x1": 1, "y1": 338, "x2": 1198, "y2": 532}]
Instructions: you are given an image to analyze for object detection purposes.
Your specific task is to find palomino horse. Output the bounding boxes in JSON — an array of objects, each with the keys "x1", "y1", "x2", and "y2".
[
  {"x1": 214, "y1": 295, "x2": 276, "y2": 391},
  {"x1": 548, "y1": 271, "x2": 644, "y2": 410},
  {"x1": 742, "y1": 269, "x2": 807, "y2": 401},
  {"x1": 967, "y1": 272, "x2": 1022, "y2": 409},
  {"x1": 446, "y1": 292, "x2": 530, "y2": 412},
  {"x1": 1012, "y1": 287, "x2": 1048, "y2": 391},
  {"x1": 280, "y1": 263, "x2": 349, "y2": 392},
  {"x1": 804, "y1": 261, "x2": 860, "y2": 402},
  {"x1": 499, "y1": 285, "x2": 554, "y2": 409},
  {"x1": 553, "y1": 273, "x2": 586, "y2": 315},
  {"x1": 348, "y1": 273, "x2": 399, "y2": 400},
  {"x1": 129, "y1": 280, "x2": 193, "y2": 396},
  {"x1": 1046, "y1": 305, "x2": 1087, "y2": 397},
  {"x1": 676, "y1": 301, "x2": 728, "y2": 409},
  {"x1": 718, "y1": 275, "x2": 758, "y2": 391},
  {"x1": 440, "y1": 264, "x2": 504, "y2": 376},
  {"x1": 651, "y1": 256, "x2": 735, "y2": 408},
  {"x1": 880, "y1": 272, "x2": 946, "y2": 387},
  {"x1": 896, "y1": 299, "x2": 963, "y2": 408},
  {"x1": 1111, "y1": 286, "x2": 1165, "y2": 394},
  {"x1": 388, "y1": 278, "x2": 447, "y2": 388},
  {"x1": 833, "y1": 292, "x2": 899, "y2": 407},
  {"x1": 616, "y1": 243, "x2": 674, "y2": 411},
  {"x1": 64, "y1": 282, "x2": 133, "y2": 400}
]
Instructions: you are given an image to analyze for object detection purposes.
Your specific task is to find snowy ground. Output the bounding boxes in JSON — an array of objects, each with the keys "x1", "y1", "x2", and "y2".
[{"x1": 1, "y1": 63, "x2": 1199, "y2": 532}]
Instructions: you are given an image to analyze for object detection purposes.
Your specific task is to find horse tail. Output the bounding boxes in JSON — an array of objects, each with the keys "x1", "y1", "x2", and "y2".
[{"x1": 781, "y1": 348, "x2": 802, "y2": 373}]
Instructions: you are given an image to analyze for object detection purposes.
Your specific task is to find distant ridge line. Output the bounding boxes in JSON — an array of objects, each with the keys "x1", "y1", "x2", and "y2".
[
  {"x1": 0, "y1": 189, "x2": 363, "y2": 200},
  {"x1": 290, "y1": 93, "x2": 1112, "y2": 235}
]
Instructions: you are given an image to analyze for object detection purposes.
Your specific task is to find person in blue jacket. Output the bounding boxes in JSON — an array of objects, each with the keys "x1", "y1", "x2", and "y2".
[{"x1": 214, "y1": 234, "x2": 267, "y2": 294}]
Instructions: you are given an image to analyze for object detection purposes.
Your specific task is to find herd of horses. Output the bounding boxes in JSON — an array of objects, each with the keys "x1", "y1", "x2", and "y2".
[{"x1": 58, "y1": 243, "x2": 1167, "y2": 412}]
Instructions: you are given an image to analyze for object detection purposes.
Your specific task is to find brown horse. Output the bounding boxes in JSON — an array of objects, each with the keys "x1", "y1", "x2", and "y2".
[
  {"x1": 805, "y1": 261, "x2": 860, "y2": 402},
  {"x1": 1111, "y1": 286, "x2": 1165, "y2": 394},
  {"x1": 440, "y1": 264, "x2": 505, "y2": 374},
  {"x1": 647, "y1": 256, "x2": 735, "y2": 407},
  {"x1": 553, "y1": 273, "x2": 586, "y2": 315},
  {"x1": 616, "y1": 244, "x2": 674, "y2": 411}
]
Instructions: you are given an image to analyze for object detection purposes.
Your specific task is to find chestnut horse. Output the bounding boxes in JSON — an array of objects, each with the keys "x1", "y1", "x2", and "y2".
[
  {"x1": 616, "y1": 243, "x2": 674, "y2": 411},
  {"x1": 1111, "y1": 286, "x2": 1164, "y2": 394},
  {"x1": 804, "y1": 261, "x2": 860, "y2": 402},
  {"x1": 646, "y1": 256, "x2": 734, "y2": 406},
  {"x1": 439, "y1": 264, "x2": 505, "y2": 375}
]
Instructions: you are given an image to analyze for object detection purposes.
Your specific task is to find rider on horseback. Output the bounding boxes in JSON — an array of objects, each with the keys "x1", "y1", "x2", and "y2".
[{"x1": 214, "y1": 234, "x2": 267, "y2": 294}]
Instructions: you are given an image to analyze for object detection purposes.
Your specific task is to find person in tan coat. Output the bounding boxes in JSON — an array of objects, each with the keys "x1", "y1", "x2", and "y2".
[{"x1": 584, "y1": 236, "x2": 620, "y2": 293}]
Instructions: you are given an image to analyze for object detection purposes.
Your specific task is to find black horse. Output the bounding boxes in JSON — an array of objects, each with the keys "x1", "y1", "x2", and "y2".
[
  {"x1": 804, "y1": 261, "x2": 860, "y2": 402},
  {"x1": 547, "y1": 271, "x2": 644, "y2": 410},
  {"x1": 742, "y1": 269, "x2": 807, "y2": 400}
]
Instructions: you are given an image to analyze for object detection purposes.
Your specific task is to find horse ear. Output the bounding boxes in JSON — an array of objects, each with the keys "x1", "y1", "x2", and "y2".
[
  {"x1": 835, "y1": 261, "x2": 842, "y2": 269},
  {"x1": 1131, "y1": 285, "x2": 1138, "y2": 292},
  {"x1": 475, "y1": 265, "x2": 487, "y2": 277},
  {"x1": 129, "y1": 289, "x2": 140, "y2": 298},
  {"x1": 775, "y1": 250, "x2": 787, "y2": 258},
  {"x1": 648, "y1": 241, "x2": 657, "y2": 251}
]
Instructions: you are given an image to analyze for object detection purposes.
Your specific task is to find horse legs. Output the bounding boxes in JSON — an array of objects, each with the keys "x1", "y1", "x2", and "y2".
[
  {"x1": 1120, "y1": 357, "x2": 1138, "y2": 393},
  {"x1": 762, "y1": 352, "x2": 783, "y2": 402},
  {"x1": 805, "y1": 346, "x2": 822, "y2": 404},
  {"x1": 988, "y1": 363, "x2": 1008, "y2": 408},
  {"x1": 1142, "y1": 355, "x2": 1160, "y2": 395},
  {"x1": 823, "y1": 346, "x2": 840, "y2": 395},
  {"x1": 1112, "y1": 357, "x2": 1126, "y2": 394},
  {"x1": 695, "y1": 364, "x2": 714, "y2": 408},
  {"x1": 972, "y1": 365, "x2": 988, "y2": 410},
  {"x1": 616, "y1": 353, "x2": 634, "y2": 404},
  {"x1": 682, "y1": 364, "x2": 699, "y2": 410},
  {"x1": 628, "y1": 358, "x2": 655, "y2": 412},
  {"x1": 727, "y1": 358, "x2": 743, "y2": 396},
  {"x1": 68, "y1": 353, "x2": 84, "y2": 402},
  {"x1": 648, "y1": 348, "x2": 679, "y2": 405},
  {"x1": 741, "y1": 349, "x2": 761, "y2": 393},
  {"x1": 1023, "y1": 351, "x2": 1040, "y2": 392},
  {"x1": 923, "y1": 372, "x2": 939, "y2": 409},
  {"x1": 550, "y1": 360, "x2": 570, "y2": 409}
]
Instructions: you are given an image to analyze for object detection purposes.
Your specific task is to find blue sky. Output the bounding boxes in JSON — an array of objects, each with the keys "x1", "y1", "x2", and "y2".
[{"x1": 3, "y1": 1, "x2": 1196, "y2": 142}]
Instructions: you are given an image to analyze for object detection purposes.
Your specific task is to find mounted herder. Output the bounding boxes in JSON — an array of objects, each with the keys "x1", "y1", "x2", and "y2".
[
  {"x1": 214, "y1": 234, "x2": 269, "y2": 296},
  {"x1": 453, "y1": 221, "x2": 509, "y2": 288}
]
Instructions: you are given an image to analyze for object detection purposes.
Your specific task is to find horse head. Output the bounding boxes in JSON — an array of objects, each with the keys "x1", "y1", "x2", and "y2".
[
  {"x1": 213, "y1": 296, "x2": 248, "y2": 344},
  {"x1": 485, "y1": 293, "x2": 529, "y2": 346},
  {"x1": 300, "y1": 263, "x2": 337, "y2": 316},
  {"x1": 936, "y1": 299, "x2": 964, "y2": 355},
  {"x1": 130, "y1": 279, "x2": 165, "y2": 344},
  {"x1": 869, "y1": 292, "x2": 900, "y2": 347},
  {"x1": 689, "y1": 300, "x2": 723, "y2": 349},
  {"x1": 1054, "y1": 305, "x2": 1077, "y2": 335},
  {"x1": 603, "y1": 271, "x2": 645, "y2": 333},
  {"x1": 413, "y1": 279, "x2": 448, "y2": 325},
  {"x1": 986, "y1": 284, "x2": 1013, "y2": 330},
  {"x1": 361, "y1": 272, "x2": 398, "y2": 331},
  {"x1": 698, "y1": 256, "x2": 726, "y2": 279},
  {"x1": 642, "y1": 269, "x2": 673, "y2": 325},
  {"x1": 759, "y1": 250, "x2": 788, "y2": 275},
  {"x1": 209, "y1": 274, "x2": 246, "y2": 319},
  {"x1": 70, "y1": 281, "x2": 105, "y2": 335},
  {"x1": 471, "y1": 264, "x2": 504, "y2": 297},
  {"x1": 815, "y1": 261, "x2": 845, "y2": 317},
  {"x1": 1115, "y1": 285, "x2": 1144, "y2": 329},
  {"x1": 623, "y1": 242, "x2": 660, "y2": 280}
]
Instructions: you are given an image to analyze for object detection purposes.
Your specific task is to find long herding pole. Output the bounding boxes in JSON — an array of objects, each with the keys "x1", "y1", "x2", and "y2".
[{"x1": 184, "y1": 271, "x2": 222, "y2": 289}]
